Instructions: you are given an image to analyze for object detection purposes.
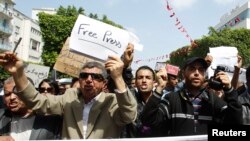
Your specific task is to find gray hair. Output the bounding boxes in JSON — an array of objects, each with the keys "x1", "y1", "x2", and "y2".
[
  {"x1": 4, "y1": 77, "x2": 15, "y2": 85},
  {"x1": 81, "y1": 62, "x2": 108, "y2": 79},
  {"x1": 4, "y1": 77, "x2": 34, "y2": 86}
]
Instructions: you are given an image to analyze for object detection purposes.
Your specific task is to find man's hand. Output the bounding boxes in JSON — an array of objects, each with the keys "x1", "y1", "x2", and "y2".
[
  {"x1": 0, "y1": 52, "x2": 24, "y2": 74},
  {"x1": 0, "y1": 136, "x2": 15, "y2": 141},
  {"x1": 105, "y1": 55, "x2": 126, "y2": 91},
  {"x1": 0, "y1": 52, "x2": 28, "y2": 92},
  {"x1": 235, "y1": 55, "x2": 242, "y2": 69},
  {"x1": 204, "y1": 54, "x2": 213, "y2": 67},
  {"x1": 122, "y1": 43, "x2": 134, "y2": 68},
  {"x1": 155, "y1": 68, "x2": 168, "y2": 94},
  {"x1": 216, "y1": 71, "x2": 231, "y2": 90}
]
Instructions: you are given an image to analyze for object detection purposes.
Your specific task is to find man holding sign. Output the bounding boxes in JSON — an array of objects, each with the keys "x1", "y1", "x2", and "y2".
[{"x1": 0, "y1": 51, "x2": 137, "y2": 139}]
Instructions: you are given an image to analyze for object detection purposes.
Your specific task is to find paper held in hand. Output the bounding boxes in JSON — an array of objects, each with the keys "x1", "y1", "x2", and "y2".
[{"x1": 69, "y1": 14, "x2": 143, "y2": 61}]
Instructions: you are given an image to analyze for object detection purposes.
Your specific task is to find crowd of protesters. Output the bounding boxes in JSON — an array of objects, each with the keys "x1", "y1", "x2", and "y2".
[{"x1": 0, "y1": 43, "x2": 249, "y2": 140}]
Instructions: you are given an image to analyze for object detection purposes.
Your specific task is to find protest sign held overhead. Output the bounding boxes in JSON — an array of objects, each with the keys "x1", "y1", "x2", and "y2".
[
  {"x1": 166, "y1": 64, "x2": 179, "y2": 76},
  {"x1": 70, "y1": 14, "x2": 143, "y2": 61},
  {"x1": 207, "y1": 46, "x2": 245, "y2": 83},
  {"x1": 155, "y1": 62, "x2": 166, "y2": 71}
]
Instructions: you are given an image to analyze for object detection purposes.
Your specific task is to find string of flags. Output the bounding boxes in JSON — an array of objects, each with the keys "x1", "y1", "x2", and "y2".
[
  {"x1": 134, "y1": 54, "x2": 169, "y2": 64},
  {"x1": 134, "y1": 0, "x2": 196, "y2": 64},
  {"x1": 133, "y1": 1, "x2": 242, "y2": 65},
  {"x1": 164, "y1": 0, "x2": 194, "y2": 44}
]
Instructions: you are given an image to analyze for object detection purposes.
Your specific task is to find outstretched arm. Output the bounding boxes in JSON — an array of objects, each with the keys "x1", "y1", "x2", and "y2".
[
  {"x1": 105, "y1": 55, "x2": 137, "y2": 125},
  {"x1": 0, "y1": 52, "x2": 29, "y2": 91},
  {"x1": 231, "y1": 55, "x2": 242, "y2": 89}
]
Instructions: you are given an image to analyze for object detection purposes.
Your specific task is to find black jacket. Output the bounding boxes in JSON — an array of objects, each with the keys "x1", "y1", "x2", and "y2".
[
  {"x1": 0, "y1": 108, "x2": 62, "y2": 140},
  {"x1": 238, "y1": 89, "x2": 250, "y2": 125},
  {"x1": 141, "y1": 87, "x2": 242, "y2": 136}
]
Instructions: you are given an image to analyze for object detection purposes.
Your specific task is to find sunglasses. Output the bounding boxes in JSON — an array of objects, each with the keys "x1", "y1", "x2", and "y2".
[
  {"x1": 39, "y1": 87, "x2": 53, "y2": 93},
  {"x1": 79, "y1": 72, "x2": 104, "y2": 81}
]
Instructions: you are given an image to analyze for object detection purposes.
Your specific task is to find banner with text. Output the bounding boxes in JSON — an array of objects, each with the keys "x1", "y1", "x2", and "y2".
[{"x1": 25, "y1": 63, "x2": 50, "y2": 87}]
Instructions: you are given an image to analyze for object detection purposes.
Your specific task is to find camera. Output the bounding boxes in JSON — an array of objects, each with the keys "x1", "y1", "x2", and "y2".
[{"x1": 208, "y1": 66, "x2": 226, "y2": 90}]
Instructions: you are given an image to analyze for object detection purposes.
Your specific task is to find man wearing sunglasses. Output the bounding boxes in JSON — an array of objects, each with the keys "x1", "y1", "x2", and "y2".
[{"x1": 0, "y1": 51, "x2": 137, "y2": 139}]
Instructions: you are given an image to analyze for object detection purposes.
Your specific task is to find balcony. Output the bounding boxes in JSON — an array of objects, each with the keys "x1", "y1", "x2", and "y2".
[
  {"x1": 0, "y1": 43, "x2": 12, "y2": 52},
  {"x1": 0, "y1": 24, "x2": 13, "y2": 36},
  {"x1": 0, "y1": 6, "x2": 13, "y2": 19}
]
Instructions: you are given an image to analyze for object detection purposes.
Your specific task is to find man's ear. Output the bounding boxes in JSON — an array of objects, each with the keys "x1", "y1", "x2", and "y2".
[{"x1": 102, "y1": 80, "x2": 108, "y2": 92}]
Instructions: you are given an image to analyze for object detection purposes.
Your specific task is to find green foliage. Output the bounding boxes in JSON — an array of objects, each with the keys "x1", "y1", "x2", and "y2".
[
  {"x1": 170, "y1": 27, "x2": 250, "y2": 68},
  {"x1": 0, "y1": 67, "x2": 11, "y2": 80},
  {"x1": 101, "y1": 15, "x2": 123, "y2": 29},
  {"x1": 89, "y1": 13, "x2": 98, "y2": 19},
  {"x1": 38, "y1": 13, "x2": 77, "y2": 67},
  {"x1": 57, "y1": 5, "x2": 85, "y2": 16}
]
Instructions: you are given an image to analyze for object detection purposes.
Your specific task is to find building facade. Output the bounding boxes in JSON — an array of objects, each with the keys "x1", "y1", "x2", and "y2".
[
  {"x1": 214, "y1": 2, "x2": 250, "y2": 31},
  {"x1": 32, "y1": 8, "x2": 56, "y2": 21},
  {"x1": 13, "y1": 9, "x2": 44, "y2": 63},
  {"x1": 1, "y1": 0, "x2": 44, "y2": 63},
  {"x1": 0, "y1": 0, "x2": 14, "y2": 52}
]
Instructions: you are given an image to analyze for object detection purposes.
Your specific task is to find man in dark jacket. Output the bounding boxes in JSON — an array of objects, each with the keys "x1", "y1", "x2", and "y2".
[
  {"x1": 142, "y1": 57, "x2": 242, "y2": 136},
  {"x1": 0, "y1": 77, "x2": 62, "y2": 140},
  {"x1": 121, "y1": 65, "x2": 159, "y2": 138},
  {"x1": 238, "y1": 65, "x2": 250, "y2": 125}
]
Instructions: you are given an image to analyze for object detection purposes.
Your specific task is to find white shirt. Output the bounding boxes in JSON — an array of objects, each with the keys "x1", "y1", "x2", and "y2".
[
  {"x1": 10, "y1": 115, "x2": 35, "y2": 140},
  {"x1": 83, "y1": 93, "x2": 101, "y2": 139},
  {"x1": 0, "y1": 89, "x2": 3, "y2": 96}
]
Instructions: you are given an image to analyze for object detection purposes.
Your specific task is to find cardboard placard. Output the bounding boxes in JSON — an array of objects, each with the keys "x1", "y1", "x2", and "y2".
[{"x1": 54, "y1": 37, "x2": 103, "y2": 77}]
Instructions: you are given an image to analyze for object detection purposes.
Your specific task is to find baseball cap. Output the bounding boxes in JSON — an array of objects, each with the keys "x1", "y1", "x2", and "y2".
[{"x1": 183, "y1": 57, "x2": 208, "y2": 70}]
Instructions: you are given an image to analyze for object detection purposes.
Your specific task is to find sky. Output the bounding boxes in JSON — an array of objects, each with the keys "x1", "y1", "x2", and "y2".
[{"x1": 14, "y1": 0, "x2": 250, "y2": 71}]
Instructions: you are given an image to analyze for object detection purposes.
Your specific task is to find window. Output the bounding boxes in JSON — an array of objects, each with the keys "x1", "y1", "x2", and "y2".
[
  {"x1": 31, "y1": 27, "x2": 41, "y2": 36},
  {"x1": 15, "y1": 26, "x2": 20, "y2": 33},
  {"x1": 30, "y1": 39, "x2": 40, "y2": 51},
  {"x1": 3, "y1": 19, "x2": 7, "y2": 27},
  {"x1": 4, "y1": 3, "x2": 8, "y2": 9},
  {"x1": 15, "y1": 26, "x2": 20, "y2": 37}
]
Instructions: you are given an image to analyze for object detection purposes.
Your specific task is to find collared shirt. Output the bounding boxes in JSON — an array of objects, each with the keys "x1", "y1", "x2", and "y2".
[
  {"x1": 10, "y1": 115, "x2": 35, "y2": 140},
  {"x1": 82, "y1": 93, "x2": 101, "y2": 139}
]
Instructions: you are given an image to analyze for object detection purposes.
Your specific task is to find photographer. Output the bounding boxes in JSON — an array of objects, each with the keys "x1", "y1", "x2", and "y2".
[{"x1": 141, "y1": 57, "x2": 242, "y2": 136}]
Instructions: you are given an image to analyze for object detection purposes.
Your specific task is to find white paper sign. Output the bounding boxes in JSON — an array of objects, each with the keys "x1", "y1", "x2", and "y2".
[
  {"x1": 155, "y1": 62, "x2": 166, "y2": 71},
  {"x1": 209, "y1": 46, "x2": 238, "y2": 68},
  {"x1": 70, "y1": 14, "x2": 143, "y2": 61},
  {"x1": 207, "y1": 46, "x2": 240, "y2": 81},
  {"x1": 24, "y1": 64, "x2": 50, "y2": 87}
]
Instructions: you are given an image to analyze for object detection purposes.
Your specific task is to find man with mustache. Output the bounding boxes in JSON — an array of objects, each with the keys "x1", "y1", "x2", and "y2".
[
  {"x1": 142, "y1": 57, "x2": 242, "y2": 136},
  {"x1": 0, "y1": 48, "x2": 137, "y2": 139},
  {"x1": 0, "y1": 77, "x2": 62, "y2": 140}
]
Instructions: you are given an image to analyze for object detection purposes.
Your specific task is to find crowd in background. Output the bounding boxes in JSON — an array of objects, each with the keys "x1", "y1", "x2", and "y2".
[{"x1": 0, "y1": 43, "x2": 249, "y2": 140}]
